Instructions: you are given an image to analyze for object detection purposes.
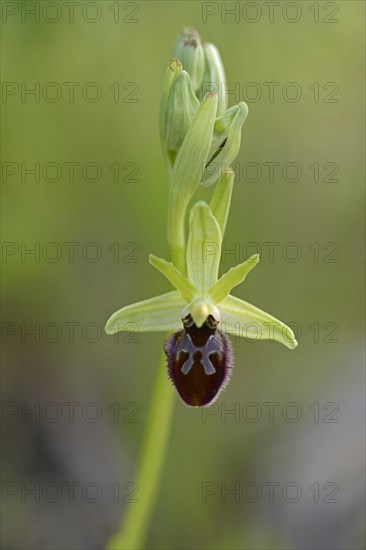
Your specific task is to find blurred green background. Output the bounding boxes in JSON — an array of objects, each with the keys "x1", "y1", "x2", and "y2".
[{"x1": 1, "y1": 1, "x2": 365, "y2": 549}]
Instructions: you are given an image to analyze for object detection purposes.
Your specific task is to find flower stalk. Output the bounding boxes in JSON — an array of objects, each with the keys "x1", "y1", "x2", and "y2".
[{"x1": 107, "y1": 353, "x2": 175, "y2": 550}]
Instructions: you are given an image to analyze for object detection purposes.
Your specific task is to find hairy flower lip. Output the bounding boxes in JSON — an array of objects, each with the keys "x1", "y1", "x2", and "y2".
[{"x1": 164, "y1": 319, "x2": 233, "y2": 407}]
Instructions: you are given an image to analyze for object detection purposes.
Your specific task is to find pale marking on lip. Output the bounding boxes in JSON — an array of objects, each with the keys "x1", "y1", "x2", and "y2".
[{"x1": 176, "y1": 333, "x2": 221, "y2": 376}]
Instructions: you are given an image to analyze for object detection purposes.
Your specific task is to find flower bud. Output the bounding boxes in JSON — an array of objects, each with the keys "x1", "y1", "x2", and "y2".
[
  {"x1": 173, "y1": 27, "x2": 205, "y2": 93},
  {"x1": 159, "y1": 58, "x2": 182, "y2": 156},
  {"x1": 164, "y1": 70, "x2": 200, "y2": 153},
  {"x1": 198, "y1": 42, "x2": 227, "y2": 115}
]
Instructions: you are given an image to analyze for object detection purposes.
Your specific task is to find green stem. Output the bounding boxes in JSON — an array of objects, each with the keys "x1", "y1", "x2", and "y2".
[
  {"x1": 107, "y1": 352, "x2": 175, "y2": 550},
  {"x1": 107, "y1": 251, "x2": 184, "y2": 550}
]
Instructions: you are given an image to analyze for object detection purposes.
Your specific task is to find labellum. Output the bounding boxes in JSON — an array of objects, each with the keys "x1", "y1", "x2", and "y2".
[{"x1": 164, "y1": 314, "x2": 232, "y2": 407}]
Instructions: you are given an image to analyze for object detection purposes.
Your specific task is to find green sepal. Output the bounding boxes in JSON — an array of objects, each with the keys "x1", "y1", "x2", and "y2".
[
  {"x1": 105, "y1": 290, "x2": 185, "y2": 335},
  {"x1": 149, "y1": 254, "x2": 196, "y2": 302},
  {"x1": 186, "y1": 201, "x2": 222, "y2": 294},
  {"x1": 219, "y1": 294, "x2": 298, "y2": 349}
]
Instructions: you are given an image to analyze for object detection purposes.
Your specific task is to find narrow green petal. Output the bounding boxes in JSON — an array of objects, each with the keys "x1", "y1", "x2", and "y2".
[
  {"x1": 167, "y1": 92, "x2": 218, "y2": 253},
  {"x1": 202, "y1": 102, "x2": 248, "y2": 187},
  {"x1": 186, "y1": 201, "x2": 222, "y2": 293},
  {"x1": 219, "y1": 295, "x2": 298, "y2": 349},
  {"x1": 209, "y1": 254, "x2": 259, "y2": 303},
  {"x1": 105, "y1": 291, "x2": 185, "y2": 335},
  {"x1": 149, "y1": 254, "x2": 196, "y2": 302},
  {"x1": 209, "y1": 168, "x2": 234, "y2": 238}
]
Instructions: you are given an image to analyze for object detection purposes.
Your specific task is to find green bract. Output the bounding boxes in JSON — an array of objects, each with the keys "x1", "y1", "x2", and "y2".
[{"x1": 106, "y1": 202, "x2": 298, "y2": 350}]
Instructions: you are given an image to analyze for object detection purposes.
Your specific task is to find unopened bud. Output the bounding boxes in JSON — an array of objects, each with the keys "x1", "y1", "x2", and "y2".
[{"x1": 173, "y1": 27, "x2": 205, "y2": 93}]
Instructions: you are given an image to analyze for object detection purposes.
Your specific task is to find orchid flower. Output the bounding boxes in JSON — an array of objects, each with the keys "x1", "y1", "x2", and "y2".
[{"x1": 106, "y1": 200, "x2": 297, "y2": 407}]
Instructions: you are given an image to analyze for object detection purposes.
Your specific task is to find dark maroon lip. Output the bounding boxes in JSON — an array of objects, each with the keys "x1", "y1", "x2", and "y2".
[{"x1": 164, "y1": 315, "x2": 233, "y2": 407}]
